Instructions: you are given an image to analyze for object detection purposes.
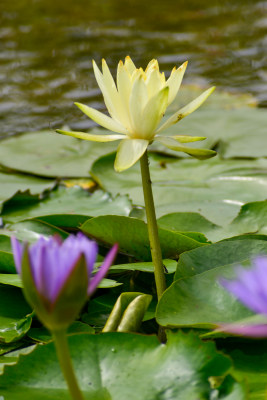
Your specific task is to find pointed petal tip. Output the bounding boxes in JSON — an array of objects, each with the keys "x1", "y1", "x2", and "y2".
[
  {"x1": 88, "y1": 243, "x2": 118, "y2": 296},
  {"x1": 74, "y1": 101, "x2": 83, "y2": 108},
  {"x1": 180, "y1": 60, "x2": 188, "y2": 69}
]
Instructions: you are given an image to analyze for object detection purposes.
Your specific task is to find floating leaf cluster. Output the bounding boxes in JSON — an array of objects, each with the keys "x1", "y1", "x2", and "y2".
[{"x1": 0, "y1": 87, "x2": 266, "y2": 399}]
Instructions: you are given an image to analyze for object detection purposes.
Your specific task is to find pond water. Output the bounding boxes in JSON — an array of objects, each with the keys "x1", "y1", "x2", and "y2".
[{"x1": 0, "y1": 0, "x2": 266, "y2": 137}]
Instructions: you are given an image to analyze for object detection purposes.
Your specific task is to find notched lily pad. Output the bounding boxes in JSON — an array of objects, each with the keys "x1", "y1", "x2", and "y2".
[
  {"x1": 1, "y1": 187, "x2": 132, "y2": 226},
  {"x1": 0, "y1": 285, "x2": 32, "y2": 343},
  {"x1": 0, "y1": 331, "x2": 239, "y2": 399},
  {"x1": 0, "y1": 171, "x2": 55, "y2": 213}
]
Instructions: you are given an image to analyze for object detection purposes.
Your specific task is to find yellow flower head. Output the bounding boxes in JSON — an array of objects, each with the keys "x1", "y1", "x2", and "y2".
[{"x1": 57, "y1": 57, "x2": 216, "y2": 171}]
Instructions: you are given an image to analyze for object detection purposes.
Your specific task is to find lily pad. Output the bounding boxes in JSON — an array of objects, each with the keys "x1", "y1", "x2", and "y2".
[
  {"x1": 0, "y1": 331, "x2": 237, "y2": 399},
  {"x1": 218, "y1": 340, "x2": 267, "y2": 399},
  {"x1": 110, "y1": 259, "x2": 177, "y2": 273},
  {"x1": 2, "y1": 220, "x2": 68, "y2": 242},
  {"x1": 1, "y1": 187, "x2": 132, "y2": 226},
  {"x1": 0, "y1": 130, "x2": 118, "y2": 178},
  {"x1": 28, "y1": 322, "x2": 95, "y2": 343},
  {"x1": 0, "y1": 285, "x2": 32, "y2": 343},
  {"x1": 156, "y1": 239, "x2": 267, "y2": 328},
  {"x1": 0, "y1": 221, "x2": 69, "y2": 274},
  {"x1": 174, "y1": 239, "x2": 267, "y2": 280},
  {"x1": 0, "y1": 171, "x2": 55, "y2": 213},
  {"x1": 0, "y1": 234, "x2": 16, "y2": 273},
  {"x1": 91, "y1": 153, "x2": 267, "y2": 225},
  {"x1": 81, "y1": 215, "x2": 207, "y2": 261},
  {"x1": 156, "y1": 107, "x2": 267, "y2": 159},
  {"x1": 0, "y1": 273, "x2": 121, "y2": 291},
  {"x1": 157, "y1": 201, "x2": 267, "y2": 243}
]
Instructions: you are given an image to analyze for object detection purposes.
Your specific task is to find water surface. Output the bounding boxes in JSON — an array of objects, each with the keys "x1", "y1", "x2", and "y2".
[{"x1": 0, "y1": 0, "x2": 266, "y2": 136}]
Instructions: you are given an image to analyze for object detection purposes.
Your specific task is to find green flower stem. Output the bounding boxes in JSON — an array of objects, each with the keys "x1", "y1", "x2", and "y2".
[
  {"x1": 52, "y1": 329, "x2": 85, "y2": 400},
  {"x1": 140, "y1": 150, "x2": 167, "y2": 300}
]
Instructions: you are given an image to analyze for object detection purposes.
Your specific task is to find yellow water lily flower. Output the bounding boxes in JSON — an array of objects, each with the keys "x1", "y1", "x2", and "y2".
[{"x1": 57, "y1": 57, "x2": 216, "y2": 171}]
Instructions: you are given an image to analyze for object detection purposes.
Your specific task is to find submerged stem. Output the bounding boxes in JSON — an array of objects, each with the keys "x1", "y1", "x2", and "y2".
[
  {"x1": 140, "y1": 150, "x2": 167, "y2": 300},
  {"x1": 52, "y1": 329, "x2": 85, "y2": 400}
]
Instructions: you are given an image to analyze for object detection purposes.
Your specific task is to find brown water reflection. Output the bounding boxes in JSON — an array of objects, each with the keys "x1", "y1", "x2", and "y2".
[{"x1": 0, "y1": 0, "x2": 266, "y2": 136}]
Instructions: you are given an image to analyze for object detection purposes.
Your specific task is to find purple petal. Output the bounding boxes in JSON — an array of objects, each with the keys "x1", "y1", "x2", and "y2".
[
  {"x1": 88, "y1": 243, "x2": 118, "y2": 296},
  {"x1": 13, "y1": 233, "x2": 101, "y2": 307},
  {"x1": 220, "y1": 257, "x2": 267, "y2": 316},
  {"x1": 11, "y1": 237, "x2": 24, "y2": 274},
  {"x1": 29, "y1": 237, "x2": 51, "y2": 293},
  {"x1": 62, "y1": 233, "x2": 98, "y2": 274},
  {"x1": 218, "y1": 323, "x2": 267, "y2": 338}
]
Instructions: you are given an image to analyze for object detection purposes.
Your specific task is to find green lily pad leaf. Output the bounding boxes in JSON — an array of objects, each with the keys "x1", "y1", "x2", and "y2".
[
  {"x1": 174, "y1": 239, "x2": 267, "y2": 281},
  {"x1": 0, "y1": 274, "x2": 22, "y2": 288},
  {"x1": 1, "y1": 187, "x2": 132, "y2": 226},
  {"x1": 0, "y1": 130, "x2": 117, "y2": 178},
  {"x1": 28, "y1": 322, "x2": 94, "y2": 343},
  {"x1": 103, "y1": 292, "x2": 152, "y2": 332},
  {"x1": 218, "y1": 339, "x2": 267, "y2": 399},
  {"x1": 0, "y1": 273, "x2": 120, "y2": 291},
  {"x1": 0, "y1": 171, "x2": 55, "y2": 213},
  {"x1": 0, "y1": 234, "x2": 16, "y2": 273},
  {"x1": 156, "y1": 239, "x2": 267, "y2": 328},
  {"x1": 0, "y1": 345, "x2": 36, "y2": 374},
  {"x1": 110, "y1": 259, "x2": 177, "y2": 273},
  {"x1": 91, "y1": 153, "x2": 267, "y2": 226},
  {"x1": 0, "y1": 222, "x2": 69, "y2": 274},
  {"x1": 97, "y1": 278, "x2": 122, "y2": 289},
  {"x1": 83, "y1": 294, "x2": 118, "y2": 328},
  {"x1": 0, "y1": 285, "x2": 32, "y2": 343},
  {"x1": 0, "y1": 223, "x2": 68, "y2": 275},
  {"x1": 157, "y1": 264, "x2": 254, "y2": 329},
  {"x1": 158, "y1": 212, "x2": 218, "y2": 242},
  {"x1": 0, "y1": 331, "x2": 236, "y2": 399},
  {"x1": 3, "y1": 220, "x2": 68, "y2": 242},
  {"x1": 0, "y1": 342, "x2": 25, "y2": 357},
  {"x1": 224, "y1": 200, "x2": 267, "y2": 237},
  {"x1": 158, "y1": 105, "x2": 267, "y2": 159},
  {"x1": 158, "y1": 201, "x2": 267, "y2": 243},
  {"x1": 81, "y1": 215, "x2": 206, "y2": 261}
]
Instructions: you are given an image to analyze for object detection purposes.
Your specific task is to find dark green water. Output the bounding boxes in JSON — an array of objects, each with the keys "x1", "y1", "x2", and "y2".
[{"x1": 0, "y1": 0, "x2": 266, "y2": 136}]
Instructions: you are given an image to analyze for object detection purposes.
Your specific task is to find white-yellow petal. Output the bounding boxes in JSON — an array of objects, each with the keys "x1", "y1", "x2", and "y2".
[
  {"x1": 145, "y1": 59, "x2": 159, "y2": 75},
  {"x1": 116, "y1": 61, "x2": 132, "y2": 128},
  {"x1": 166, "y1": 61, "x2": 188, "y2": 105},
  {"x1": 146, "y1": 68, "x2": 165, "y2": 99},
  {"x1": 156, "y1": 86, "x2": 216, "y2": 133},
  {"x1": 75, "y1": 102, "x2": 128, "y2": 135},
  {"x1": 101, "y1": 59, "x2": 129, "y2": 127},
  {"x1": 139, "y1": 86, "x2": 169, "y2": 139},
  {"x1": 114, "y1": 138, "x2": 149, "y2": 172},
  {"x1": 155, "y1": 136, "x2": 216, "y2": 159},
  {"x1": 56, "y1": 129, "x2": 125, "y2": 142},
  {"x1": 92, "y1": 60, "x2": 118, "y2": 120},
  {"x1": 124, "y1": 56, "x2": 137, "y2": 75},
  {"x1": 129, "y1": 76, "x2": 148, "y2": 136},
  {"x1": 158, "y1": 135, "x2": 206, "y2": 143}
]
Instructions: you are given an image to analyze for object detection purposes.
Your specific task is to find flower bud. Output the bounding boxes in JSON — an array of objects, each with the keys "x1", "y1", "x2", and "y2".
[{"x1": 11, "y1": 234, "x2": 118, "y2": 331}]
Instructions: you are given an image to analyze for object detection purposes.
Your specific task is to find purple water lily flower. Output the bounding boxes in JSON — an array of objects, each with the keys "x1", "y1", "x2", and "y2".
[
  {"x1": 219, "y1": 256, "x2": 267, "y2": 337},
  {"x1": 11, "y1": 233, "x2": 118, "y2": 330}
]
